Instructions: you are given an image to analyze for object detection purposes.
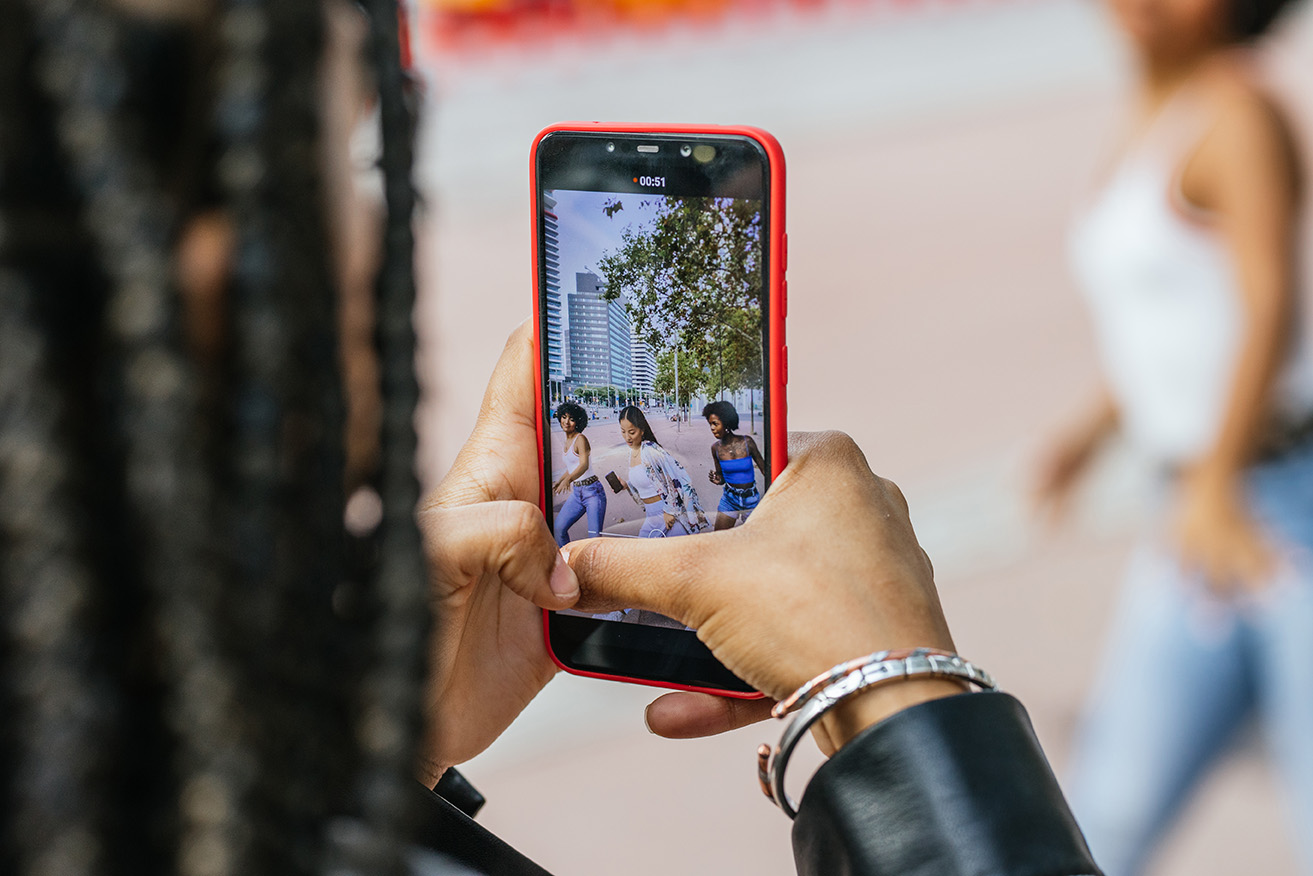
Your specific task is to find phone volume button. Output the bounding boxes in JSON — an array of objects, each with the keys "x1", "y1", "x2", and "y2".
[
  {"x1": 782, "y1": 279, "x2": 788, "y2": 319},
  {"x1": 783, "y1": 345, "x2": 788, "y2": 384}
]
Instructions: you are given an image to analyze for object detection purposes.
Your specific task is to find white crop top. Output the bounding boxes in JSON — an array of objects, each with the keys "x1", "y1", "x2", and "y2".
[
  {"x1": 1069, "y1": 92, "x2": 1313, "y2": 464},
  {"x1": 628, "y1": 462, "x2": 660, "y2": 500},
  {"x1": 562, "y1": 435, "x2": 594, "y2": 480}
]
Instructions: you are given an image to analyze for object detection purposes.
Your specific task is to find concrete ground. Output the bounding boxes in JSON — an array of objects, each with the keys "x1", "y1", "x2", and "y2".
[{"x1": 411, "y1": 3, "x2": 1313, "y2": 873}]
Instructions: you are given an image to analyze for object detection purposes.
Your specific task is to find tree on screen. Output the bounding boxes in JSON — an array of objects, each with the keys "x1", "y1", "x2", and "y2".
[
  {"x1": 597, "y1": 197, "x2": 763, "y2": 399},
  {"x1": 653, "y1": 346, "x2": 707, "y2": 408}
]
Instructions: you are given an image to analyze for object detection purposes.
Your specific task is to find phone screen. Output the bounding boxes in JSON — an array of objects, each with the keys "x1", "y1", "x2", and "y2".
[{"x1": 535, "y1": 130, "x2": 778, "y2": 692}]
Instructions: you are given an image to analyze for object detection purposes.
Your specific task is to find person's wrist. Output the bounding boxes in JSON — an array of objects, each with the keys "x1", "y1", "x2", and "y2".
[
  {"x1": 817, "y1": 677, "x2": 970, "y2": 750},
  {"x1": 759, "y1": 649, "x2": 993, "y2": 818}
]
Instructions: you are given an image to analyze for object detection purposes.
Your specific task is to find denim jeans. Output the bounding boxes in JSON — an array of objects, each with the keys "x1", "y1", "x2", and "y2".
[
  {"x1": 638, "y1": 501, "x2": 690, "y2": 538},
  {"x1": 554, "y1": 479, "x2": 607, "y2": 546},
  {"x1": 1066, "y1": 443, "x2": 1313, "y2": 876}
]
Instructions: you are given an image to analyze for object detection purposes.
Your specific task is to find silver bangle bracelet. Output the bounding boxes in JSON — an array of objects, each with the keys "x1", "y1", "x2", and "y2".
[{"x1": 756, "y1": 648, "x2": 997, "y2": 819}]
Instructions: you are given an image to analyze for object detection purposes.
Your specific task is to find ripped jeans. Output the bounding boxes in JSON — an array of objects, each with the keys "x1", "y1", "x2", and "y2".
[{"x1": 554, "y1": 479, "x2": 607, "y2": 546}]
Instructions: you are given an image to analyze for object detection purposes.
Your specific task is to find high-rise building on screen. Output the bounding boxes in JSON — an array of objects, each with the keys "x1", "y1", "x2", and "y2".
[
  {"x1": 568, "y1": 272, "x2": 632, "y2": 391},
  {"x1": 542, "y1": 195, "x2": 566, "y2": 384},
  {"x1": 630, "y1": 332, "x2": 656, "y2": 394}
]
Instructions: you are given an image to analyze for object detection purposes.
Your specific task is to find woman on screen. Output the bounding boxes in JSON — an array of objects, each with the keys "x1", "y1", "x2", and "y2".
[
  {"x1": 552, "y1": 402, "x2": 607, "y2": 546},
  {"x1": 703, "y1": 400, "x2": 766, "y2": 530},
  {"x1": 613, "y1": 406, "x2": 708, "y2": 538}
]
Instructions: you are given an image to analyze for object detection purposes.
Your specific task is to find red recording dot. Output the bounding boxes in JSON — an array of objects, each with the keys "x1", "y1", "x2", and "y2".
[{"x1": 633, "y1": 177, "x2": 638, "y2": 183}]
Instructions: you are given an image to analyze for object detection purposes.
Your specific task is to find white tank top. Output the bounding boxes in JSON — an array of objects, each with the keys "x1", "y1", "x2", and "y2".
[
  {"x1": 1069, "y1": 92, "x2": 1313, "y2": 464},
  {"x1": 562, "y1": 434, "x2": 594, "y2": 480},
  {"x1": 628, "y1": 461, "x2": 660, "y2": 500}
]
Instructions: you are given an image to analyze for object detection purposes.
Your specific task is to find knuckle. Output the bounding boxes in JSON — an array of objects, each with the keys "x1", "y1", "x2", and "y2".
[
  {"x1": 573, "y1": 540, "x2": 621, "y2": 594},
  {"x1": 786, "y1": 431, "x2": 870, "y2": 482},
  {"x1": 663, "y1": 544, "x2": 703, "y2": 616},
  {"x1": 419, "y1": 486, "x2": 444, "y2": 513},
  {"x1": 878, "y1": 476, "x2": 911, "y2": 513},
  {"x1": 570, "y1": 538, "x2": 601, "y2": 578},
  {"x1": 821, "y1": 429, "x2": 859, "y2": 451},
  {"x1": 920, "y1": 547, "x2": 936, "y2": 581},
  {"x1": 785, "y1": 430, "x2": 815, "y2": 455},
  {"x1": 501, "y1": 499, "x2": 548, "y2": 544},
  {"x1": 804, "y1": 430, "x2": 867, "y2": 468},
  {"x1": 666, "y1": 537, "x2": 732, "y2": 623}
]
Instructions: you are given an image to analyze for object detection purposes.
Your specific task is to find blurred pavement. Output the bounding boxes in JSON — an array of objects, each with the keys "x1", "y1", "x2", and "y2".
[{"x1": 413, "y1": 3, "x2": 1313, "y2": 873}]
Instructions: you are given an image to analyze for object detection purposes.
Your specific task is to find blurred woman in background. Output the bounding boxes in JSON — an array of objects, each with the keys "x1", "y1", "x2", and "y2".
[{"x1": 1034, "y1": 0, "x2": 1313, "y2": 871}]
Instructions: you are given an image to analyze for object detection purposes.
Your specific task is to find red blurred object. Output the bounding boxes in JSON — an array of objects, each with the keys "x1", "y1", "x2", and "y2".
[
  {"x1": 420, "y1": 0, "x2": 754, "y2": 59},
  {"x1": 415, "y1": 0, "x2": 992, "y2": 66},
  {"x1": 399, "y1": 1, "x2": 414, "y2": 69}
]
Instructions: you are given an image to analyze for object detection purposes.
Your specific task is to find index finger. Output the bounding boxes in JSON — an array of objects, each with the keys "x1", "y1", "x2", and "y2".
[
  {"x1": 566, "y1": 431, "x2": 868, "y2": 617},
  {"x1": 563, "y1": 530, "x2": 738, "y2": 625},
  {"x1": 644, "y1": 691, "x2": 776, "y2": 738}
]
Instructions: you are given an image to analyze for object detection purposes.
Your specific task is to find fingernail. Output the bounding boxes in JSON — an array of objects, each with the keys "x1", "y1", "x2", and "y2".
[
  {"x1": 643, "y1": 705, "x2": 655, "y2": 735},
  {"x1": 550, "y1": 552, "x2": 579, "y2": 599}
]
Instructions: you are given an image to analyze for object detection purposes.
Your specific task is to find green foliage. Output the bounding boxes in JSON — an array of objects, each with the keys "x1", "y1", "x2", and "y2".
[
  {"x1": 569, "y1": 385, "x2": 609, "y2": 403},
  {"x1": 569, "y1": 385, "x2": 654, "y2": 406},
  {"x1": 704, "y1": 304, "x2": 762, "y2": 398},
  {"x1": 597, "y1": 196, "x2": 764, "y2": 396},
  {"x1": 653, "y1": 347, "x2": 706, "y2": 406}
]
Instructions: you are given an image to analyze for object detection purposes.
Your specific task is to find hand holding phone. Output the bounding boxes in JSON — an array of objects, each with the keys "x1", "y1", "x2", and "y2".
[
  {"x1": 605, "y1": 471, "x2": 624, "y2": 493},
  {"x1": 564, "y1": 431, "x2": 963, "y2": 751},
  {"x1": 417, "y1": 324, "x2": 580, "y2": 783}
]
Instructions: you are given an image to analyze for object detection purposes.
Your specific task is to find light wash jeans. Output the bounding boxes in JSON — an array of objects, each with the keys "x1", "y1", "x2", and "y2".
[
  {"x1": 1066, "y1": 443, "x2": 1313, "y2": 876},
  {"x1": 638, "y1": 501, "x2": 690, "y2": 538},
  {"x1": 554, "y1": 479, "x2": 607, "y2": 546}
]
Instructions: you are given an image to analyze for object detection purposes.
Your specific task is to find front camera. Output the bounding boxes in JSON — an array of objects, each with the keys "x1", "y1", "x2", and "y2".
[
  {"x1": 680, "y1": 144, "x2": 693, "y2": 157},
  {"x1": 606, "y1": 142, "x2": 615, "y2": 153},
  {"x1": 692, "y1": 144, "x2": 716, "y2": 163}
]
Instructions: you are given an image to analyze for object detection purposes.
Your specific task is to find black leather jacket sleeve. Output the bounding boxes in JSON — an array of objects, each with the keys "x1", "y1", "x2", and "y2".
[
  {"x1": 413, "y1": 782, "x2": 554, "y2": 876},
  {"x1": 792, "y1": 692, "x2": 1102, "y2": 876}
]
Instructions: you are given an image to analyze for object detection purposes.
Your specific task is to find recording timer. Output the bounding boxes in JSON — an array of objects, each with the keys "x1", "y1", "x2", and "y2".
[{"x1": 633, "y1": 175, "x2": 666, "y2": 188}]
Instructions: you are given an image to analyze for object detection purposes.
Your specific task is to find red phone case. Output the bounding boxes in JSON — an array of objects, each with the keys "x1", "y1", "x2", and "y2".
[{"x1": 531, "y1": 122, "x2": 787, "y2": 698}]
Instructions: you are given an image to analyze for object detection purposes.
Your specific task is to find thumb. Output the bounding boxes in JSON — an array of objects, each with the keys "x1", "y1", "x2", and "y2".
[
  {"x1": 469, "y1": 321, "x2": 537, "y2": 442},
  {"x1": 423, "y1": 500, "x2": 579, "y2": 609},
  {"x1": 563, "y1": 531, "x2": 734, "y2": 626}
]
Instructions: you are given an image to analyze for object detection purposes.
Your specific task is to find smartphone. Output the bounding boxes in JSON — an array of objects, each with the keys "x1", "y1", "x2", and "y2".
[{"x1": 531, "y1": 123, "x2": 787, "y2": 697}]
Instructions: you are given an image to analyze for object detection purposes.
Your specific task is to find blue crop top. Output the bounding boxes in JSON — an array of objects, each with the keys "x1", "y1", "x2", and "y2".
[{"x1": 719, "y1": 454, "x2": 755, "y2": 485}]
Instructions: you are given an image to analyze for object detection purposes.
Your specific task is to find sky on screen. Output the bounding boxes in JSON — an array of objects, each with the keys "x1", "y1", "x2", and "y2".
[{"x1": 550, "y1": 189, "x2": 661, "y2": 300}]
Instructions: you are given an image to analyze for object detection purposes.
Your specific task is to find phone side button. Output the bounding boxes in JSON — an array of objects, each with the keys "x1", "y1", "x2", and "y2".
[
  {"x1": 783, "y1": 345, "x2": 788, "y2": 384},
  {"x1": 782, "y1": 279, "x2": 788, "y2": 318}
]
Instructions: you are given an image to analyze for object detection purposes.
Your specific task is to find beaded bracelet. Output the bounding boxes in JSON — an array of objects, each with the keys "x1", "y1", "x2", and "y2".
[{"x1": 756, "y1": 648, "x2": 997, "y2": 819}]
